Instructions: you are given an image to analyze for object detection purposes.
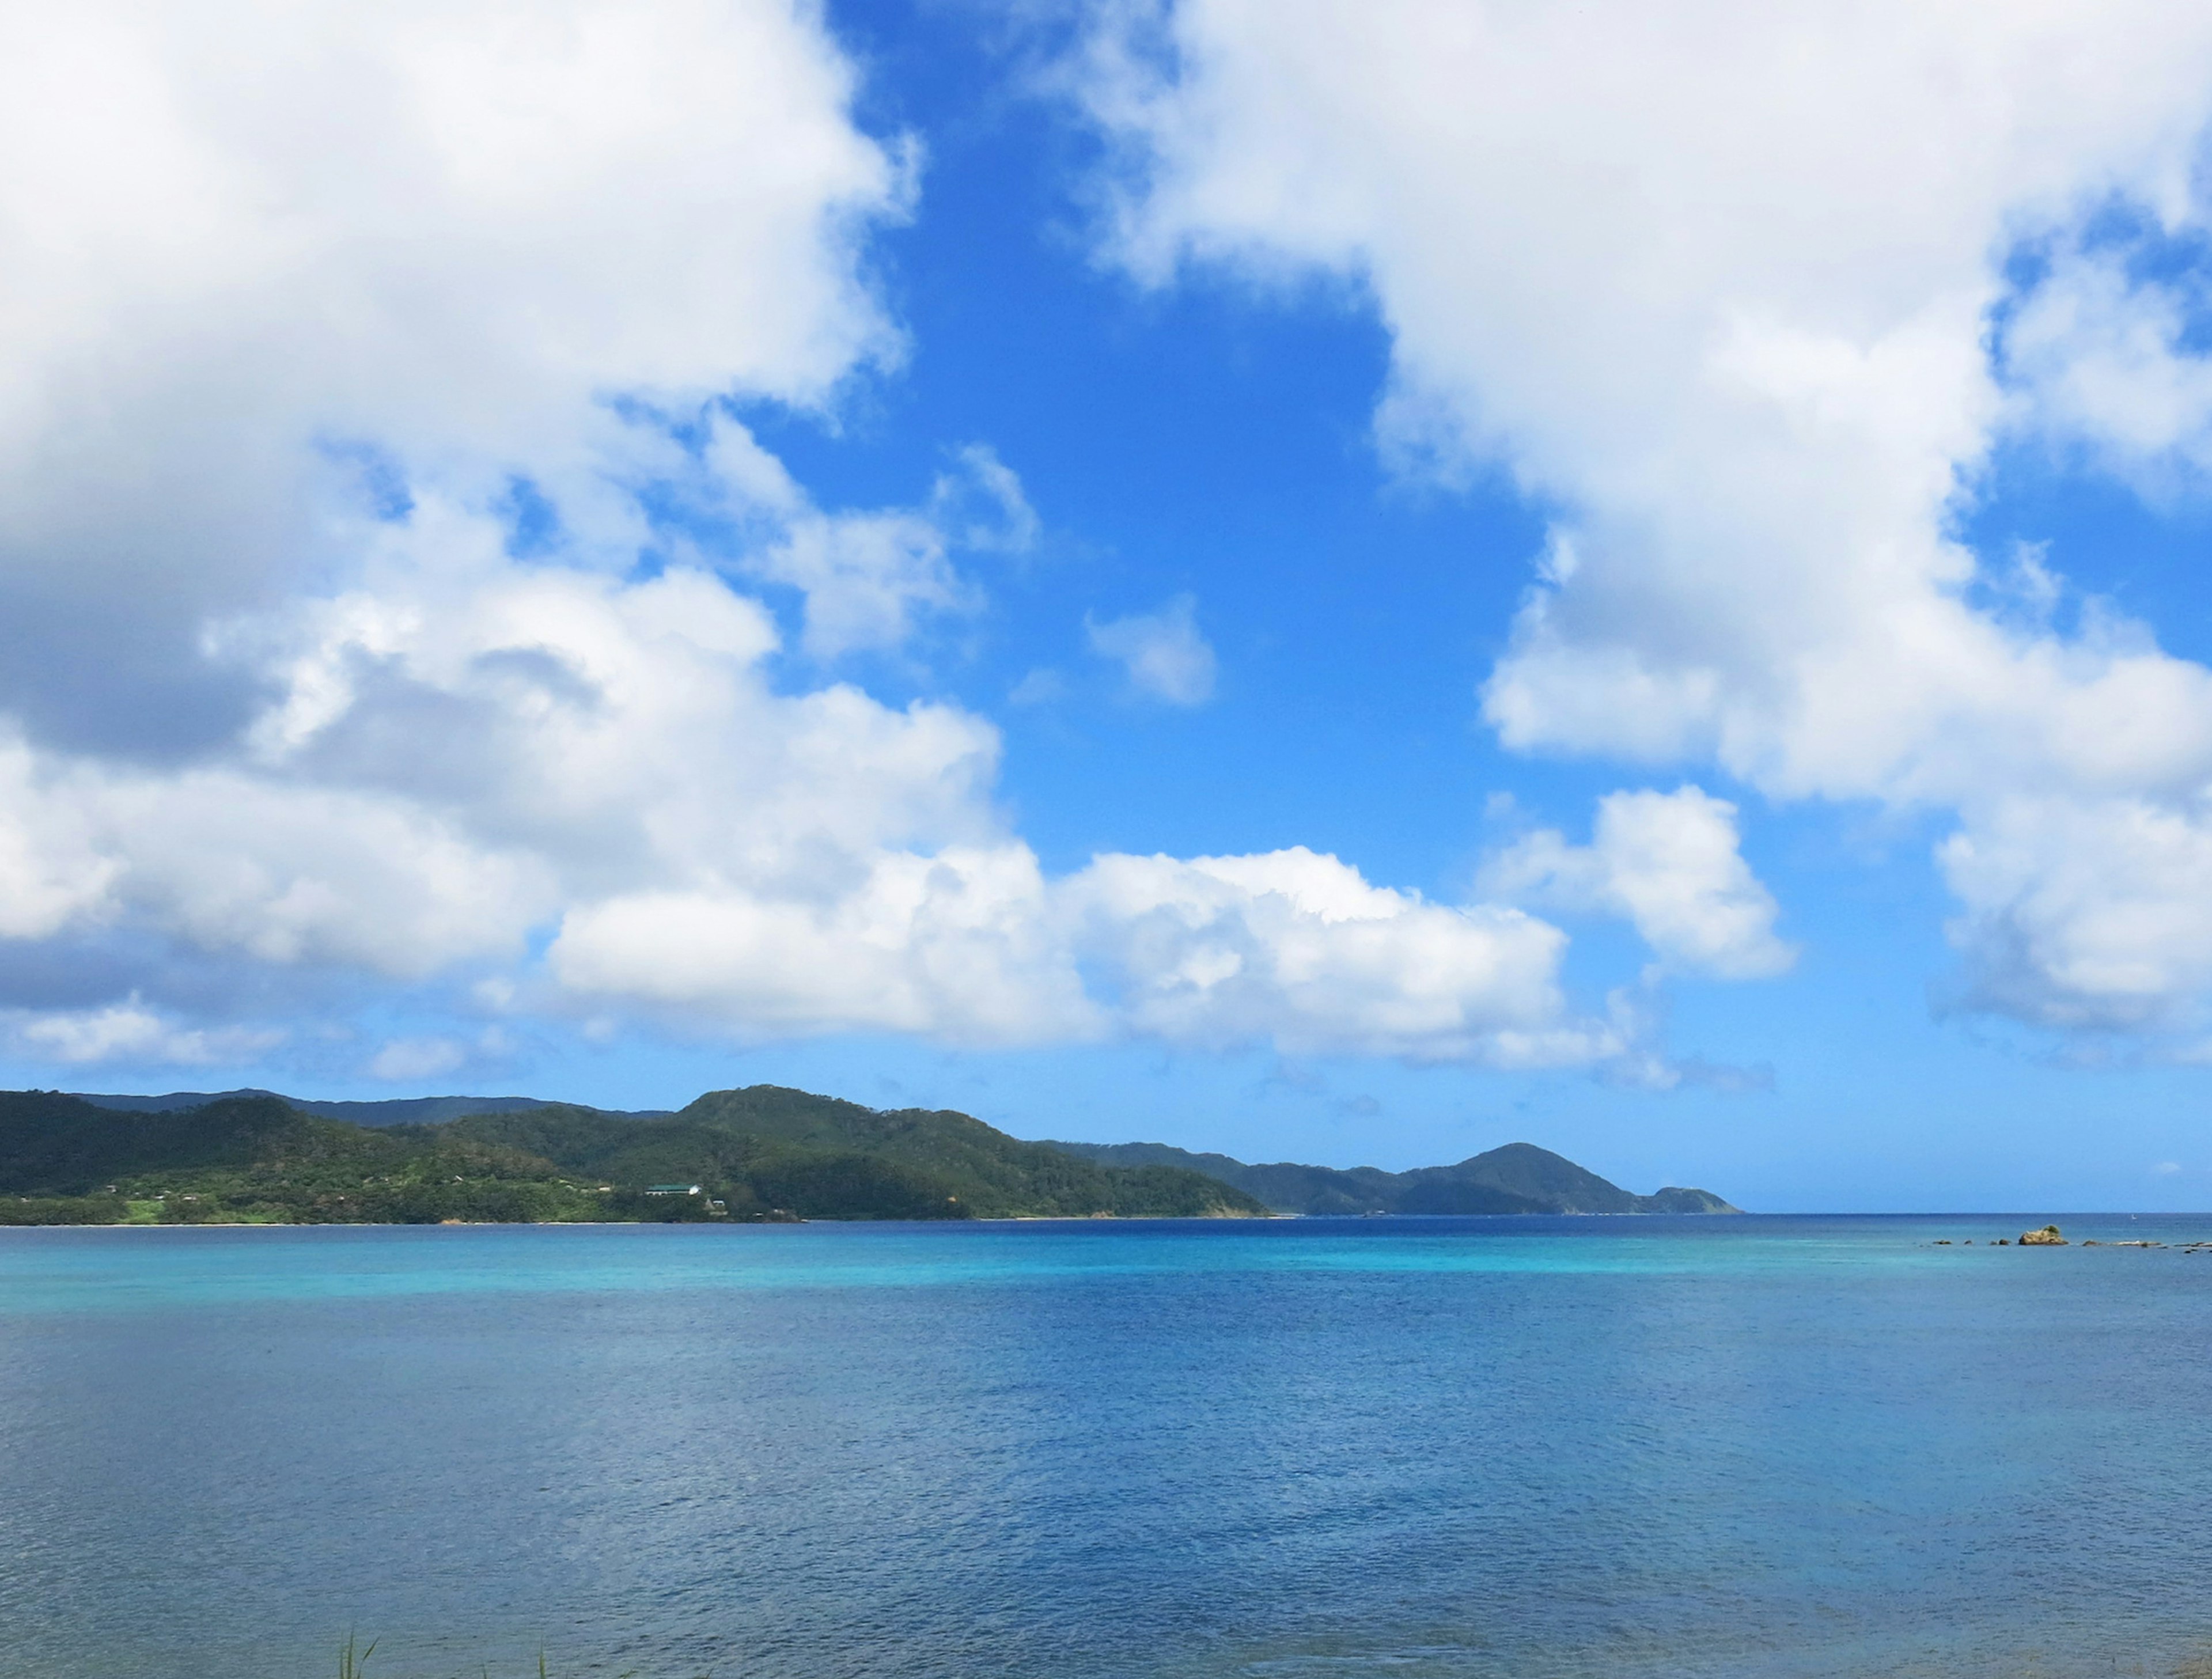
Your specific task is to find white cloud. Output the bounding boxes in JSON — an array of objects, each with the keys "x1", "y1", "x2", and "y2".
[
  {"x1": 0, "y1": 484, "x2": 1625, "y2": 1065},
  {"x1": 1087, "y1": 593, "x2": 1218, "y2": 704},
  {"x1": 1937, "y1": 793, "x2": 2212, "y2": 1030},
  {"x1": 190, "y1": 501, "x2": 1015, "y2": 980},
  {"x1": 715, "y1": 431, "x2": 1039, "y2": 657},
  {"x1": 5, "y1": 999, "x2": 283, "y2": 1067},
  {"x1": 368, "y1": 1036, "x2": 468, "y2": 1082},
  {"x1": 1482, "y1": 787, "x2": 1794, "y2": 980},
  {"x1": 0, "y1": 1, "x2": 1094, "y2": 1056},
  {"x1": 0, "y1": 0, "x2": 907, "y2": 751},
  {"x1": 0, "y1": 0, "x2": 1672, "y2": 1080},
  {"x1": 2002, "y1": 236, "x2": 2212, "y2": 483},
  {"x1": 1065, "y1": 847, "x2": 1616, "y2": 1063},
  {"x1": 751, "y1": 503, "x2": 972, "y2": 658},
  {"x1": 0, "y1": 738, "x2": 118, "y2": 939},
  {"x1": 552, "y1": 844, "x2": 1097, "y2": 1045},
  {"x1": 933, "y1": 444, "x2": 1041, "y2": 556},
  {"x1": 1009, "y1": 667, "x2": 1069, "y2": 707},
  {"x1": 1066, "y1": 0, "x2": 2212, "y2": 1046}
]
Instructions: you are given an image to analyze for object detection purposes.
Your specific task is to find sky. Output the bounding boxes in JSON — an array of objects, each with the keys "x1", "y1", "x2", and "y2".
[{"x1": 10, "y1": 1, "x2": 2212, "y2": 1210}]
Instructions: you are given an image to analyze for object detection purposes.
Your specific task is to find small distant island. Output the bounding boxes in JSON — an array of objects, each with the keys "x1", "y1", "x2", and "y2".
[{"x1": 0, "y1": 1084, "x2": 1739, "y2": 1226}]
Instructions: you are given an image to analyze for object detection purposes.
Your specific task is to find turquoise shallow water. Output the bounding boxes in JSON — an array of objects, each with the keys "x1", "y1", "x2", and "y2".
[{"x1": 2, "y1": 1214, "x2": 2210, "y2": 1679}]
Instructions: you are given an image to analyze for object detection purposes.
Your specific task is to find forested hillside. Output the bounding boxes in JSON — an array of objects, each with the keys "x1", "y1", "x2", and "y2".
[
  {"x1": 0, "y1": 1087, "x2": 1268, "y2": 1225},
  {"x1": 1039, "y1": 1137, "x2": 1740, "y2": 1215}
]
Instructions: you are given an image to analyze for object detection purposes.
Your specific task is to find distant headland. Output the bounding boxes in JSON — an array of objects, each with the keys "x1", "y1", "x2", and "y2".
[
  {"x1": 1044, "y1": 1137, "x2": 1739, "y2": 1217},
  {"x1": 0, "y1": 1085, "x2": 1740, "y2": 1226}
]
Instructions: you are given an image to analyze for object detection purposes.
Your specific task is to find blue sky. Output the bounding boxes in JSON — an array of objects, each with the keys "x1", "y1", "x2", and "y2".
[{"x1": 8, "y1": 0, "x2": 2212, "y2": 1210}]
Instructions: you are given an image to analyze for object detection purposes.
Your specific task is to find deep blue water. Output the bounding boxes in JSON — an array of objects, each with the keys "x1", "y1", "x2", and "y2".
[{"x1": 4, "y1": 1214, "x2": 2212, "y2": 1679}]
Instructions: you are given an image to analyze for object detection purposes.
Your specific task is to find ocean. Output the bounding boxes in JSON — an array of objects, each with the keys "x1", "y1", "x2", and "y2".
[{"x1": 2, "y1": 1215, "x2": 2209, "y2": 1679}]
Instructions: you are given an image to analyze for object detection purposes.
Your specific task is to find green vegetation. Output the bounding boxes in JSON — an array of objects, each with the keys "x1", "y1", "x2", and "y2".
[
  {"x1": 1038, "y1": 1136, "x2": 1741, "y2": 1216},
  {"x1": 438, "y1": 1089, "x2": 1270, "y2": 1219},
  {"x1": 0, "y1": 1081, "x2": 1738, "y2": 1226},
  {"x1": 0, "y1": 1086, "x2": 1269, "y2": 1225}
]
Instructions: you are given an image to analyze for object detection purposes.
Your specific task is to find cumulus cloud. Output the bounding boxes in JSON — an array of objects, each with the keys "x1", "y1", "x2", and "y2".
[
  {"x1": 0, "y1": 0, "x2": 1100, "y2": 1062},
  {"x1": 0, "y1": 424, "x2": 1630, "y2": 1065},
  {"x1": 0, "y1": 738, "x2": 117, "y2": 939},
  {"x1": 1482, "y1": 788, "x2": 1794, "y2": 980},
  {"x1": 1066, "y1": 0, "x2": 2212, "y2": 1046},
  {"x1": 0, "y1": 0, "x2": 910, "y2": 756},
  {"x1": 4, "y1": 999, "x2": 284, "y2": 1067},
  {"x1": 2000, "y1": 225, "x2": 2212, "y2": 493},
  {"x1": 551, "y1": 846, "x2": 1096, "y2": 1045},
  {"x1": 1066, "y1": 846, "x2": 1613, "y2": 1063},
  {"x1": 0, "y1": 0, "x2": 1679, "y2": 1081},
  {"x1": 1937, "y1": 793, "x2": 2212, "y2": 1031},
  {"x1": 0, "y1": 494, "x2": 1073, "y2": 1044},
  {"x1": 1086, "y1": 593, "x2": 1218, "y2": 704}
]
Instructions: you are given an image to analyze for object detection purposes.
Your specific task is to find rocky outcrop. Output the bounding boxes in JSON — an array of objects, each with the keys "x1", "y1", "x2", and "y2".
[{"x1": 2018, "y1": 1224, "x2": 2067, "y2": 1245}]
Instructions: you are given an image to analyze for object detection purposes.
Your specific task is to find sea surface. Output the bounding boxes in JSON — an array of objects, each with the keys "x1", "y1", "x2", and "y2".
[{"x1": 3, "y1": 1214, "x2": 2211, "y2": 1679}]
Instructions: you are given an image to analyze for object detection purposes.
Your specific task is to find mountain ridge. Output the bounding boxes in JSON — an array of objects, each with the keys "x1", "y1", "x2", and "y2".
[
  {"x1": 42, "y1": 1086, "x2": 1741, "y2": 1219},
  {"x1": 4, "y1": 1086, "x2": 1267, "y2": 1224},
  {"x1": 1036, "y1": 1137, "x2": 1740, "y2": 1215}
]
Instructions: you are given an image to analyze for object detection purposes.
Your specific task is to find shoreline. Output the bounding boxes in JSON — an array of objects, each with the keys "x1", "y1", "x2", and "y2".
[{"x1": 9, "y1": 1210, "x2": 2212, "y2": 1231}]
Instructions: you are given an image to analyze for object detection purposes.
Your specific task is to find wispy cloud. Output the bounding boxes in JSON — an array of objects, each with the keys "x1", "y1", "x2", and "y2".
[
  {"x1": 1086, "y1": 594, "x2": 1217, "y2": 706},
  {"x1": 368, "y1": 1037, "x2": 468, "y2": 1082}
]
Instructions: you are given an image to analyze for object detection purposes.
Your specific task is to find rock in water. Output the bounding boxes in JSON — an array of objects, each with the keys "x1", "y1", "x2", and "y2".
[{"x1": 2018, "y1": 1224, "x2": 2067, "y2": 1245}]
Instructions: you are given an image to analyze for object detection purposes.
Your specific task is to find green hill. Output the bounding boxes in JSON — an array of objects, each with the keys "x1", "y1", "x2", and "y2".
[
  {"x1": 0, "y1": 1083, "x2": 1732, "y2": 1225},
  {"x1": 0, "y1": 1086, "x2": 1268, "y2": 1225},
  {"x1": 1036, "y1": 1137, "x2": 1740, "y2": 1216},
  {"x1": 440, "y1": 1090, "x2": 1267, "y2": 1221}
]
